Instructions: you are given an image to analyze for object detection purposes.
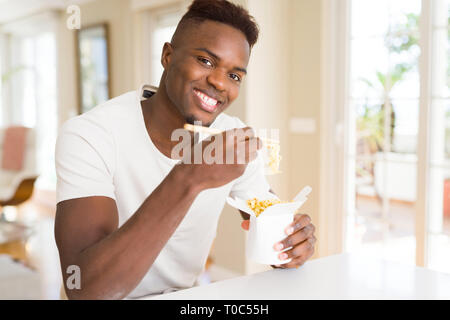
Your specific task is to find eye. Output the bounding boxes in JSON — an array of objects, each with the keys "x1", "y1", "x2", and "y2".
[
  {"x1": 198, "y1": 57, "x2": 213, "y2": 67},
  {"x1": 229, "y1": 73, "x2": 242, "y2": 83}
]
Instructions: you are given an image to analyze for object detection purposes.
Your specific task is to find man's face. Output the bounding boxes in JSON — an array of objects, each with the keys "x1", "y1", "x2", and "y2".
[{"x1": 162, "y1": 20, "x2": 250, "y2": 126}]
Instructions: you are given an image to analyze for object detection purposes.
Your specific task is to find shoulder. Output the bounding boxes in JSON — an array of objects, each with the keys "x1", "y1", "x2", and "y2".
[
  {"x1": 56, "y1": 91, "x2": 137, "y2": 163},
  {"x1": 58, "y1": 91, "x2": 138, "y2": 139}
]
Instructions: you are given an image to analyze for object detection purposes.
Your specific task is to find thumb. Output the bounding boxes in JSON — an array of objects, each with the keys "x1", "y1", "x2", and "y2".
[{"x1": 241, "y1": 219, "x2": 250, "y2": 231}]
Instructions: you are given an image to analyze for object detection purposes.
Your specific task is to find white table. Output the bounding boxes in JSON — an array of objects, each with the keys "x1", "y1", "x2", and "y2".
[
  {"x1": 0, "y1": 254, "x2": 42, "y2": 299},
  {"x1": 144, "y1": 253, "x2": 450, "y2": 300}
]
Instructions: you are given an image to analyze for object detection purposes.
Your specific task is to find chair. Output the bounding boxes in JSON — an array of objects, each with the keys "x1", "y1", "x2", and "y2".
[{"x1": 0, "y1": 126, "x2": 39, "y2": 245}]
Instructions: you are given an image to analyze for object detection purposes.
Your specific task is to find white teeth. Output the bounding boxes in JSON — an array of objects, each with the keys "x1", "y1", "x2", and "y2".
[{"x1": 195, "y1": 90, "x2": 218, "y2": 107}]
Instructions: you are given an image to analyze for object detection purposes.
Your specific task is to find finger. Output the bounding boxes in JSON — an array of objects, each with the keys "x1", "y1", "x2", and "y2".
[
  {"x1": 280, "y1": 255, "x2": 309, "y2": 269},
  {"x1": 278, "y1": 237, "x2": 316, "y2": 268},
  {"x1": 239, "y1": 127, "x2": 256, "y2": 141},
  {"x1": 241, "y1": 220, "x2": 250, "y2": 231},
  {"x1": 256, "y1": 137, "x2": 263, "y2": 150},
  {"x1": 245, "y1": 137, "x2": 261, "y2": 154},
  {"x1": 237, "y1": 137, "x2": 261, "y2": 163},
  {"x1": 248, "y1": 138, "x2": 263, "y2": 161},
  {"x1": 244, "y1": 137, "x2": 263, "y2": 153},
  {"x1": 278, "y1": 236, "x2": 316, "y2": 262},
  {"x1": 285, "y1": 214, "x2": 312, "y2": 236},
  {"x1": 228, "y1": 127, "x2": 255, "y2": 143},
  {"x1": 247, "y1": 138, "x2": 262, "y2": 163},
  {"x1": 222, "y1": 128, "x2": 244, "y2": 147},
  {"x1": 275, "y1": 223, "x2": 315, "y2": 252}
]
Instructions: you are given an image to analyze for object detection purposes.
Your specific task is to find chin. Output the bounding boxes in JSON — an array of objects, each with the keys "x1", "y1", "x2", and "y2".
[
  {"x1": 184, "y1": 106, "x2": 218, "y2": 127},
  {"x1": 185, "y1": 114, "x2": 215, "y2": 127}
]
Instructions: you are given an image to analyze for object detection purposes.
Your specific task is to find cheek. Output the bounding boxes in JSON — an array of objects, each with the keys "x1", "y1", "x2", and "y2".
[
  {"x1": 165, "y1": 64, "x2": 195, "y2": 101},
  {"x1": 227, "y1": 86, "x2": 240, "y2": 104},
  {"x1": 172, "y1": 59, "x2": 207, "y2": 84}
]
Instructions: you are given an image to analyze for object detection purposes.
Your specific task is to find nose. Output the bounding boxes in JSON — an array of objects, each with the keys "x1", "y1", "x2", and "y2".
[{"x1": 207, "y1": 69, "x2": 226, "y2": 92}]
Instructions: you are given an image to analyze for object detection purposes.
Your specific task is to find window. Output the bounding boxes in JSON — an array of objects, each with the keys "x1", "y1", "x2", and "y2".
[
  {"x1": 1, "y1": 14, "x2": 58, "y2": 190},
  {"x1": 144, "y1": 6, "x2": 183, "y2": 86},
  {"x1": 134, "y1": 3, "x2": 184, "y2": 88},
  {"x1": 346, "y1": 0, "x2": 421, "y2": 266},
  {"x1": 149, "y1": 9, "x2": 181, "y2": 85}
]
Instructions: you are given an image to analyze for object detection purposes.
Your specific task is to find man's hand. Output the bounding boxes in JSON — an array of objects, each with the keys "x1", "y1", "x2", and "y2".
[
  {"x1": 241, "y1": 214, "x2": 316, "y2": 269},
  {"x1": 181, "y1": 127, "x2": 263, "y2": 190}
]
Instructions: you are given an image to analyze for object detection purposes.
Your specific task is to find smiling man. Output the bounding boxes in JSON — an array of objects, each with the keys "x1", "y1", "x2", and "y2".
[{"x1": 55, "y1": 0, "x2": 316, "y2": 300}]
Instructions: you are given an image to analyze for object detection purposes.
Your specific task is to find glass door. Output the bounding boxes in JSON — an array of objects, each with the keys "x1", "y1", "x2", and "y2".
[
  {"x1": 346, "y1": 0, "x2": 422, "y2": 266},
  {"x1": 345, "y1": 0, "x2": 450, "y2": 274}
]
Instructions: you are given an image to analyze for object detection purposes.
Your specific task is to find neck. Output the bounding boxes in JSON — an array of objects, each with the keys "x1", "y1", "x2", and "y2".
[
  {"x1": 141, "y1": 81, "x2": 194, "y2": 157},
  {"x1": 147, "y1": 88, "x2": 183, "y2": 136}
]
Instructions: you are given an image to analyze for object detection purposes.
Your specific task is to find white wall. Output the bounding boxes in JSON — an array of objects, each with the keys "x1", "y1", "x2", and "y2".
[
  {"x1": 56, "y1": 0, "x2": 136, "y2": 127},
  {"x1": 243, "y1": 0, "x2": 292, "y2": 274},
  {"x1": 287, "y1": 0, "x2": 321, "y2": 257}
]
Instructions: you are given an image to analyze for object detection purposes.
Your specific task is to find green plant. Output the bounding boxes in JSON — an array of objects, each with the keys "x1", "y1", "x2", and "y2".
[
  {"x1": 356, "y1": 12, "x2": 420, "y2": 196},
  {"x1": 359, "y1": 63, "x2": 414, "y2": 152},
  {"x1": 358, "y1": 13, "x2": 419, "y2": 155}
]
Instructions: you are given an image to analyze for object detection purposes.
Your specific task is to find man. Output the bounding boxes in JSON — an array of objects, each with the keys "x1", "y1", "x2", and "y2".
[{"x1": 55, "y1": 0, "x2": 316, "y2": 300}]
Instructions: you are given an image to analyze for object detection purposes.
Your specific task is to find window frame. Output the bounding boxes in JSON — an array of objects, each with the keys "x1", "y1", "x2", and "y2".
[{"x1": 319, "y1": 0, "x2": 351, "y2": 257}]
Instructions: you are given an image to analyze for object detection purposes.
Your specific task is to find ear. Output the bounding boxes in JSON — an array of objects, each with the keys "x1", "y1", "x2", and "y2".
[{"x1": 161, "y1": 42, "x2": 174, "y2": 70}]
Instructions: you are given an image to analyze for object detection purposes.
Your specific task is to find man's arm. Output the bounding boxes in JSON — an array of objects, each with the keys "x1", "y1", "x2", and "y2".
[
  {"x1": 55, "y1": 165, "x2": 201, "y2": 300},
  {"x1": 55, "y1": 128, "x2": 262, "y2": 300}
]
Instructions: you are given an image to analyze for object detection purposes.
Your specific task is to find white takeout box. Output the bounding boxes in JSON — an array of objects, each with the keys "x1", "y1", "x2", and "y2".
[{"x1": 227, "y1": 186, "x2": 311, "y2": 265}]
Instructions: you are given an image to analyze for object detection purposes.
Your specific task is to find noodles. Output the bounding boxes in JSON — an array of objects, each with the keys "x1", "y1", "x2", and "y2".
[
  {"x1": 246, "y1": 198, "x2": 282, "y2": 217},
  {"x1": 265, "y1": 142, "x2": 281, "y2": 174}
]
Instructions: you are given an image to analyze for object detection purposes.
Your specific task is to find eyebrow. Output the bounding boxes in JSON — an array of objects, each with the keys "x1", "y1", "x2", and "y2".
[{"x1": 194, "y1": 47, "x2": 247, "y2": 74}]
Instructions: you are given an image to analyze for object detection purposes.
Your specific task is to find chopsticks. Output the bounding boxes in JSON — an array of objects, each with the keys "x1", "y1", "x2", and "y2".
[
  {"x1": 183, "y1": 123, "x2": 223, "y2": 135},
  {"x1": 183, "y1": 124, "x2": 279, "y2": 144}
]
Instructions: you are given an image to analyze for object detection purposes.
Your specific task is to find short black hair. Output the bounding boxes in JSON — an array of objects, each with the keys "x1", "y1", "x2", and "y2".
[{"x1": 173, "y1": 0, "x2": 259, "y2": 48}]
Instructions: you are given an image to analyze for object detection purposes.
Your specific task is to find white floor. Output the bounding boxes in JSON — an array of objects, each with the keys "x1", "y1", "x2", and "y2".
[{"x1": 348, "y1": 195, "x2": 450, "y2": 275}]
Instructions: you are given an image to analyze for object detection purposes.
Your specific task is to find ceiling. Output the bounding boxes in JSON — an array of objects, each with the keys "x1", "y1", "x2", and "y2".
[{"x1": 0, "y1": 0, "x2": 93, "y2": 25}]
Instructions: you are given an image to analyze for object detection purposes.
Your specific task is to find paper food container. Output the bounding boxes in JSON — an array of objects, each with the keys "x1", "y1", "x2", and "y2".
[{"x1": 227, "y1": 186, "x2": 312, "y2": 265}]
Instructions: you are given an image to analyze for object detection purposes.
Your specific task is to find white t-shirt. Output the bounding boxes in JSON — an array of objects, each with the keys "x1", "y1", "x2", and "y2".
[{"x1": 55, "y1": 85, "x2": 271, "y2": 299}]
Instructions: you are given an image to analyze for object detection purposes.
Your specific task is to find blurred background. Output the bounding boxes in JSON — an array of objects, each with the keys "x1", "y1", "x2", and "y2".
[{"x1": 0, "y1": 0, "x2": 448, "y2": 299}]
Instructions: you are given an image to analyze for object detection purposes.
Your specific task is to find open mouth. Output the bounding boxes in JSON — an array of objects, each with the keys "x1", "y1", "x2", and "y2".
[{"x1": 193, "y1": 89, "x2": 221, "y2": 113}]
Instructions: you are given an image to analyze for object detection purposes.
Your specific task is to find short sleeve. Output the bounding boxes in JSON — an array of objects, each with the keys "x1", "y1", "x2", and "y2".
[{"x1": 55, "y1": 118, "x2": 116, "y2": 203}]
